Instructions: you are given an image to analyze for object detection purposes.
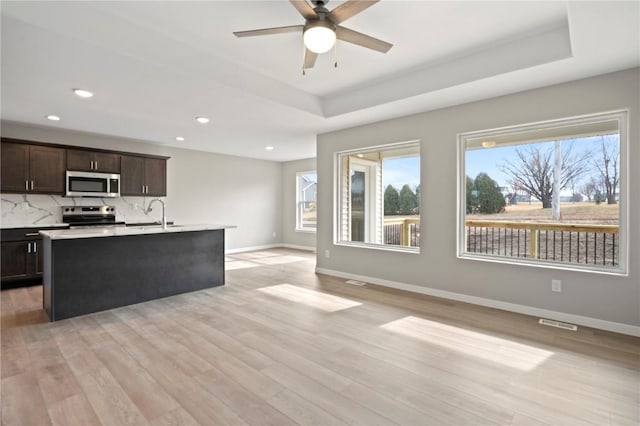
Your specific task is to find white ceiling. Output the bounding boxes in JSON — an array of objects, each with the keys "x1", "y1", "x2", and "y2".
[{"x1": 1, "y1": 1, "x2": 638, "y2": 161}]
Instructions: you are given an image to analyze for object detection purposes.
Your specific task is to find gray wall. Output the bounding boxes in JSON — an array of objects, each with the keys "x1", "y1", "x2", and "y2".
[
  {"x1": 281, "y1": 157, "x2": 317, "y2": 250},
  {"x1": 1, "y1": 122, "x2": 282, "y2": 251},
  {"x1": 316, "y1": 68, "x2": 639, "y2": 330}
]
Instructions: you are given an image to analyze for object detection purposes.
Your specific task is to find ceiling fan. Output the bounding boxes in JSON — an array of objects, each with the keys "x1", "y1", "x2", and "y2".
[{"x1": 233, "y1": 0, "x2": 393, "y2": 71}]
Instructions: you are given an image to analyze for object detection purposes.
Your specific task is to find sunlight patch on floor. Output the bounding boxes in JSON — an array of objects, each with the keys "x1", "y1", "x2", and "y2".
[
  {"x1": 253, "y1": 255, "x2": 309, "y2": 265},
  {"x1": 380, "y1": 316, "x2": 554, "y2": 371},
  {"x1": 257, "y1": 283, "x2": 362, "y2": 312},
  {"x1": 225, "y1": 260, "x2": 262, "y2": 270}
]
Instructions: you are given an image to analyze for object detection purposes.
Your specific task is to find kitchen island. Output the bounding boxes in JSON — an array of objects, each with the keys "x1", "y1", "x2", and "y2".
[{"x1": 39, "y1": 224, "x2": 235, "y2": 321}]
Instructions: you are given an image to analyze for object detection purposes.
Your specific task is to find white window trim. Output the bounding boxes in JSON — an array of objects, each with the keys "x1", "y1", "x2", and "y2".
[
  {"x1": 334, "y1": 140, "x2": 421, "y2": 253},
  {"x1": 457, "y1": 110, "x2": 629, "y2": 275},
  {"x1": 296, "y1": 170, "x2": 317, "y2": 233},
  {"x1": 349, "y1": 158, "x2": 381, "y2": 244}
]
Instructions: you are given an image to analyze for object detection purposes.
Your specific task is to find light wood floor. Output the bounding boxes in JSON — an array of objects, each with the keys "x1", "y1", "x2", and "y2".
[{"x1": 2, "y1": 248, "x2": 638, "y2": 425}]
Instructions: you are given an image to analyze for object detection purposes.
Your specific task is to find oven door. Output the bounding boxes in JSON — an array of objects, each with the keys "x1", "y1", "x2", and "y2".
[{"x1": 66, "y1": 171, "x2": 120, "y2": 197}]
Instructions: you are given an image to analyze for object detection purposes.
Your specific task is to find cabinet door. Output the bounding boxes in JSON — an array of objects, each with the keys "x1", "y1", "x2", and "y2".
[
  {"x1": 1, "y1": 143, "x2": 30, "y2": 192},
  {"x1": 34, "y1": 240, "x2": 43, "y2": 277},
  {"x1": 66, "y1": 149, "x2": 94, "y2": 172},
  {"x1": 30, "y1": 145, "x2": 65, "y2": 194},
  {"x1": 121, "y1": 155, "x2": 145, "y2": 195},
  {"x1": 1, "y1": 241, "x2": 30, "y2": 280},
  {"x1": 93, "y1": 152, "x2": 121, "y2": 173},
  {"x1": 144, "y1": 158, "x2": 167, "y2": 196}
]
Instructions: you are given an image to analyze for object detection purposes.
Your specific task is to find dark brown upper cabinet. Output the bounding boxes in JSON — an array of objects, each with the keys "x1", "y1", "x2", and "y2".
[
  {"x1": 67, "y1": 149, "x2": 121, "y2": 173},
  {"x1": 121, "y1": 155, "x2": 166, "y2": 196},
  {"x1": 1, "y1": 142, "x2": 65, "y2": 194}
]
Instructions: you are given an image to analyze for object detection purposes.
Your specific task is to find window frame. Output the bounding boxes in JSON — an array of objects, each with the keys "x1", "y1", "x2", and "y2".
[
  {"x1": 457, "y1": 110, "x2": 628, "y2": 275},
  {"x1": 334, "y1": 140, "x2": 421, "y2": 254},
  {"x1": 295, "y1": 170, "x2": 317, "y2": 233}
]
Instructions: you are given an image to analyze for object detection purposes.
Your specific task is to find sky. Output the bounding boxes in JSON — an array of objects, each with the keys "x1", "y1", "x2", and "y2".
[
  {"x1": 466, "y1": 136, "x2": 615, "y2": 189},
  {"x1": 381, "y1": 135, "x2": 618, "y2": 193},
  {"x1": 466, "y1": 144, "x2": 520, "y2": 188},
  {"x1": 383, "y1": 157, "x2": 420, "y2": 190}
]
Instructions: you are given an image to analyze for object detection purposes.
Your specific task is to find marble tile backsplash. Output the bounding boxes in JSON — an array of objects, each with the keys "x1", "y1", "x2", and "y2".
[{"x1": 1, "y1": 194, "x2": 165, "y2": 227}]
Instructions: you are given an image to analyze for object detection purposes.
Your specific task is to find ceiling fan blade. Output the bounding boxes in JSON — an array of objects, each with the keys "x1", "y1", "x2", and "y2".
[
  {"x1": 234, "y1": 25, "x2": 303, "y2": 38},
  {"x1": 289, "y1": 0, "x2": 317, "y2": 19},
  {"x1": 304, "y1": 48, "x2": 318, "y2": 69},
  {"x1": 336, "y1": 26, "x2": 393, "y2": 53},
  {"x1": 329, "y1": 0, "x2": 379, "y2": 25}
]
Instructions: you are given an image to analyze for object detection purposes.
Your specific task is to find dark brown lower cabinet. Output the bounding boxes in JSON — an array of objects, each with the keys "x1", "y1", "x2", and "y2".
[
  {"x1": 1, "y1": 227, "x2": 63, "y2": 288},
  {"x1": 1, "y1": 240, "x2": 30, "y2": 281}
]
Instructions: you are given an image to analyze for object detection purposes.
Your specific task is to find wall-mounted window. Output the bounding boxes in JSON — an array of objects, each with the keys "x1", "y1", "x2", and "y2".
[
  {"x1": 458, "y1": 111, "x2": 627, "y2": 274},
  {"x1": 336, "y1": 141, "x2": 420, "y2": 252},
  {"x1": 296, "y1": 171, "x2": 317, "y2": 232}
]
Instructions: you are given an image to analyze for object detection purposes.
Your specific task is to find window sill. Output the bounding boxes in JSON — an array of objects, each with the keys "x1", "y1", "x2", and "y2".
[
  {"x1": 295, "y1": 228, "x2": 316, "y2": 234},
  {"x1": 336, "y1": 241, "x2": 420, "y2": 254},
  {"x1": 458, "y1": 252, "x2": 627, "y2": 276}
]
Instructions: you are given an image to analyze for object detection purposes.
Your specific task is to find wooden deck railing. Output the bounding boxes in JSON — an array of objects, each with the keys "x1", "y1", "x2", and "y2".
[
  {"x1": 465, "y1": 220, "x2": 619, "y2": 266},
  {"x1": 383, "y1": 217, "x2": 420, "y2": 247}
]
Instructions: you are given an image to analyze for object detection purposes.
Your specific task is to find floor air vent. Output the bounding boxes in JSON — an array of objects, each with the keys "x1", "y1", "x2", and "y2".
[
  {"x1": 538, "y1": 318, "x2": 578, "y2": 331},
  {"x1": 345, "y1": 280, "x2": 366, "y2": 286}
]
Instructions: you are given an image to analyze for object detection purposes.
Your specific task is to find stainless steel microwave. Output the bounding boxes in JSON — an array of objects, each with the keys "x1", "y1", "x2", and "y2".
[{"x1": 66, "y1": 171, "x2": 120, "y2": 197}]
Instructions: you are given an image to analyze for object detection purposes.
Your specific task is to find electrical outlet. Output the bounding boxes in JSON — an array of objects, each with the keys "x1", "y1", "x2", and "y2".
[
  {"x1": 325, "y1": 249, "x2": 330, "y2": 258},
  {"x1": 551, "y1": 279, "x2": 562, "y2": 293}
]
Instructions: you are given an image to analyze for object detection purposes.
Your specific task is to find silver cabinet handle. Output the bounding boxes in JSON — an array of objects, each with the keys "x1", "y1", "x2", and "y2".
[
  {"x1": 95, "y1": 160, "x2": 98, "y2": 170},
  {"x1": 90, "y1": 160, "x2": 93, "y2": 170},
  {"x1": 27, "y1": 242, "x2": 31, "y2": 253},
  {"x1": 33, "y1": 243, "x2": 37, "y2": 253},
  {"x1": 25, "y1": 180, "x2": 29, "y2": 191},
  {"x1": 25, "y1": 232, "x2": 39, "y2": 237},
  {"x1": 142, "y1": 185, "x2": 145, "y2": 194},
  {"x1": 30, "y1": 180, "x2": 34, "y2": 190}
]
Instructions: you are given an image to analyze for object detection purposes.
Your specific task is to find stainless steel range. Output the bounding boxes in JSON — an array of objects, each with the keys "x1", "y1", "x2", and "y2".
[{"x1": 62, "y1": 205, "x2": 125, "y2": 228}]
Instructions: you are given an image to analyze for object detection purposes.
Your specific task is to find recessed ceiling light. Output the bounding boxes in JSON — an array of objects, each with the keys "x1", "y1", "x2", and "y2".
[
  {"x1": 73, "y1": 89, "x2": 93, "y2": 98},
  {"x1": 46, "y1": 115, "x2": 61, "y2": 121},
  {"x1": 195, "y1": 116, "x2": 210, "y2": 124},
  {"x1": 176, "y1": 136, "x2": 185, "y2": 141},
  {"x1": 265, "y1": 146, "x2": 274, "y2": 151}
]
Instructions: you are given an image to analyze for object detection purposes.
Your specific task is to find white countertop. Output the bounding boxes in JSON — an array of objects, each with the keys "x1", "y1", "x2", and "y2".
[
  {"x1": 1, "y1": 223, "x2": 70, "y2": 230},
  {"x1": 40, "y1": 224, "x2": 236, "y2": 240}
]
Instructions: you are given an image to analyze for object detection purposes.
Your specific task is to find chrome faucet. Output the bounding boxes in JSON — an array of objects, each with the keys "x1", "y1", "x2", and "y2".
[{"x1": 146, "y1": 199, "x2": 167, "y2": 229}]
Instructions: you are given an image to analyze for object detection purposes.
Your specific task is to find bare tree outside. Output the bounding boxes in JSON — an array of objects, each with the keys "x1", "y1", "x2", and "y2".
[
  {"x1": 580, "y1": 175, "x2": 599, "y2": 201},
  {"x1": 500, "y1": 141, "x2": 591, "y2": 209},
  {"x1": 592, "y1": 135, "x2": 619, "y2": 205}
]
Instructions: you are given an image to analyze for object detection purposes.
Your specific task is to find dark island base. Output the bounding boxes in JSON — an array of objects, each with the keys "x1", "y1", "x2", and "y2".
[{"x1": 43, "y1": 229, "x2": 224, "y2": 321}]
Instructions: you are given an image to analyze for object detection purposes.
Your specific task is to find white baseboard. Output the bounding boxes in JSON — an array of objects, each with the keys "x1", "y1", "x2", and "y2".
[{"x1": 315, "y1": 267, "x2": 640, "y2": 337}]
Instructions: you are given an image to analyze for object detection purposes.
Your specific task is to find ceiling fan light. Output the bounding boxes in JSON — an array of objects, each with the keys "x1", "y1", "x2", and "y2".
[{"x1": 304, "y1": 24, "x2": 336, "y2": 54}]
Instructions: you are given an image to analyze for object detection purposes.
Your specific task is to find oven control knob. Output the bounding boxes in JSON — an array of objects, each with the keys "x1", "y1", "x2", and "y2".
[{"x1": 64, "y1": 208, "x2": 69, "y2": 212}]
